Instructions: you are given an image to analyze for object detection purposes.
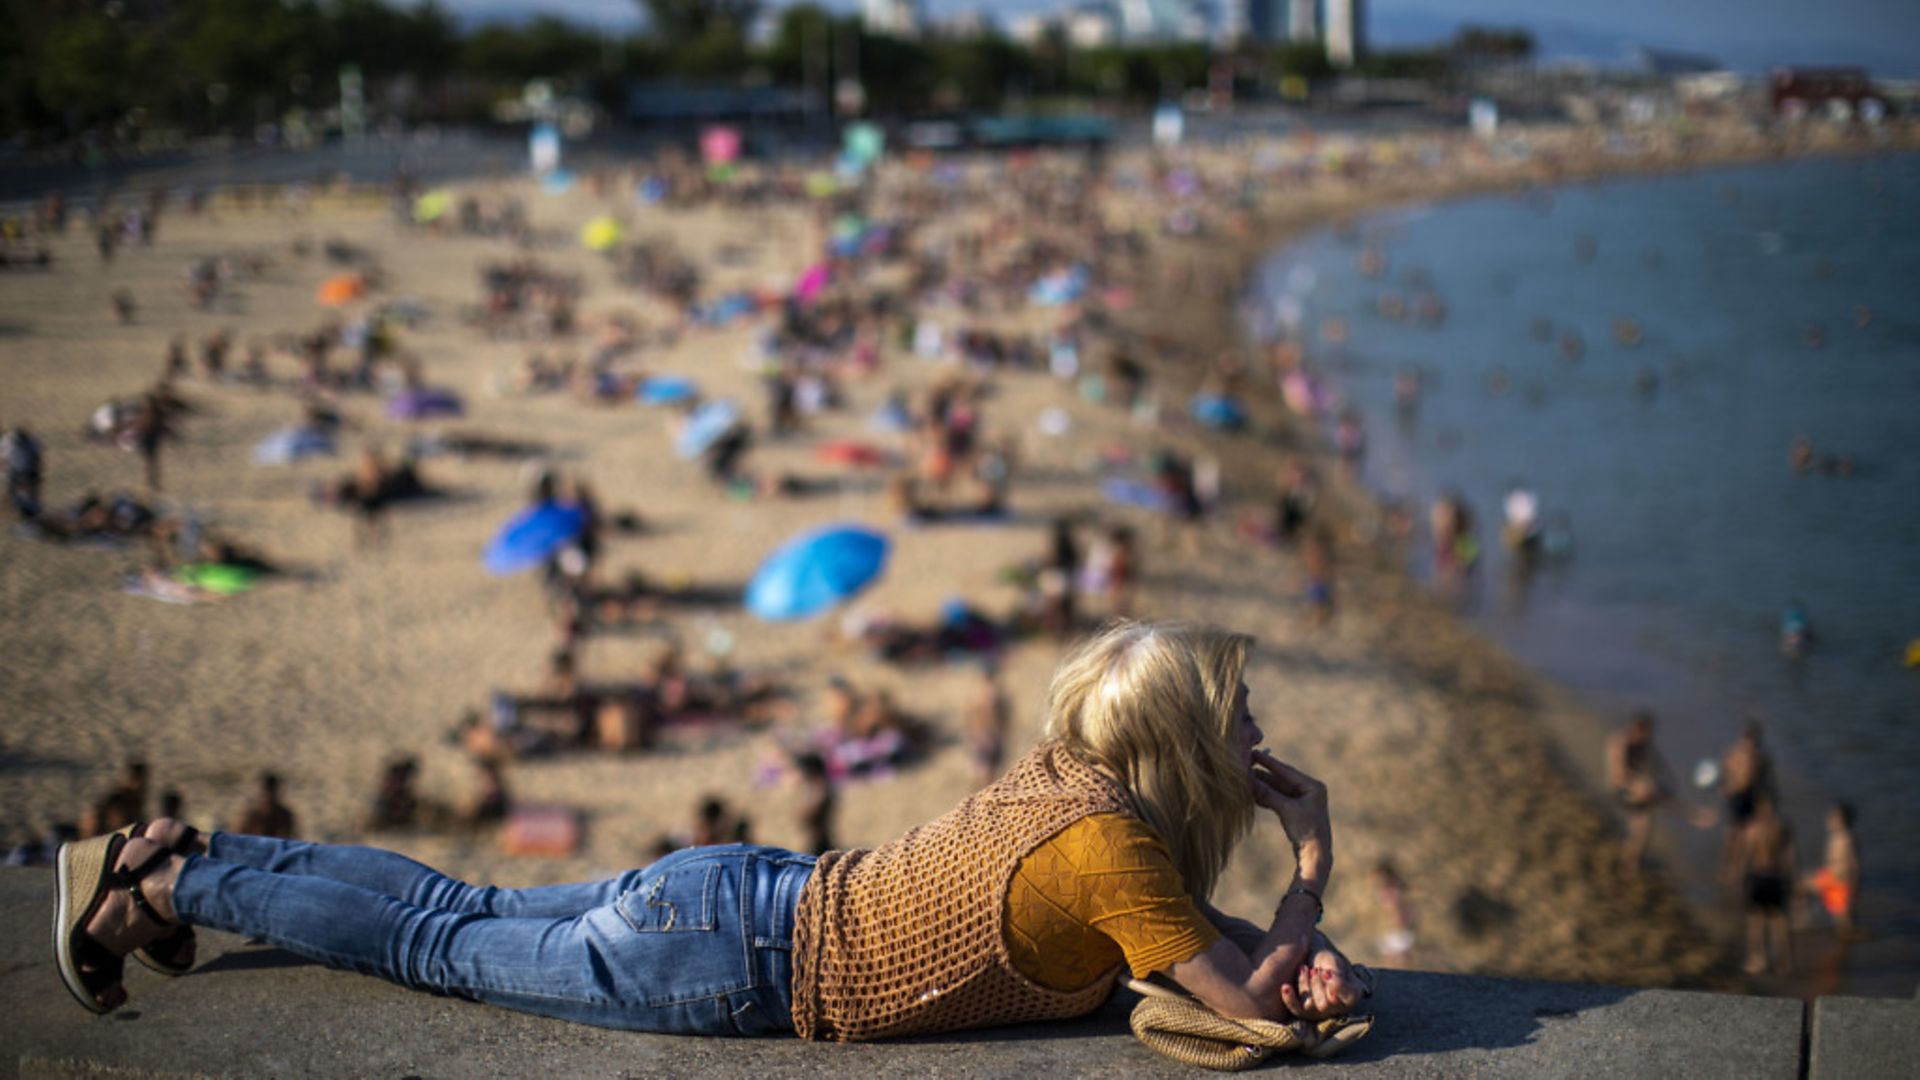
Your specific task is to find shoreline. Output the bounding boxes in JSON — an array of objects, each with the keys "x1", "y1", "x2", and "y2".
[{"x1": 1133, "y1": 126, "x2": 1920, "y2": 991}]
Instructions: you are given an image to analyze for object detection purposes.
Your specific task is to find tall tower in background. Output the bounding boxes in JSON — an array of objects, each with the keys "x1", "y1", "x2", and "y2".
[
  {"x1": 1286, "y1": 0, "x2": 1316, "y2": 44},
  {"x1": 1325, "y1": 0, "x2": 1363, "y2": 67},
  {"x1": 861, "y1": 0, "x2": 924, "y2": 38},
  {"x1": 1230, "y1": 0, "x2": 1287, "y2": 44}
]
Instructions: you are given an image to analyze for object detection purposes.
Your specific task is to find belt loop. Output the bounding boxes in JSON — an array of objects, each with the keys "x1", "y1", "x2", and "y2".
[{"x1": 769, "y1": 859, "x2": 810, "y2": 949}]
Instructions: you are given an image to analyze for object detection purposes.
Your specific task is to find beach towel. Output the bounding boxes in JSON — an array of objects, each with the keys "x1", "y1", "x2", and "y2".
[
  {"x1": 501, "y1": 806, "x2": 581, "y2": 857},
  {"x1": 122, "y1": 574, "x2": 212, "y2": 605},
  {"x1": 253, "y1": 426, "x2": 335, "y2": 466},
  {"x1": 1103, "y1": 477, "x2": 1174, "y2": 514},
  {"x1": 177, "y1": 562, "x2": 259, "y2": 596}
]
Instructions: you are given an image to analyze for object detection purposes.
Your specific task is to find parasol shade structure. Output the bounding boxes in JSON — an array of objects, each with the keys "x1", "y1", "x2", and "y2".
[
  {"x1": 794, "y1": 263, "x2": 831, "y2": 304},
  {"x1": 1190, "y1": 394, "x2": 1247, "y2": 431},
  {"x1": 747, "y1": 524, "x2": 890, "y2": 621},
  {"x1": 411, "y1": 189, "x2": 454, "y2": 224},
  {"x1": 675, "y1": 399, "x2": 741, "y2": 460},
  {"x1": 483, "y1": 502, "x2": 588, "y2": 576},
  {"x1": 580, "y1": 215, "x2": 624, "y2": 252}
]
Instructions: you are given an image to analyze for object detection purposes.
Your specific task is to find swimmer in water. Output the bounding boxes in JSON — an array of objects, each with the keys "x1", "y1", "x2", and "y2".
[
  {"x1": 1780, "y1": 600, "x2": 1813, "y2": 659},
  {"x1": 1790, "y1": 436, "x2": 1815, "y2": 475},
  {"x1": 1393, "y1": 367, "x2": 1422, "y2": 419}
]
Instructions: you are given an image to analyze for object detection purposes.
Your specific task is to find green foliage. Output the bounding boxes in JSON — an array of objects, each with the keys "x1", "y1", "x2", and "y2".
[
  {"x1": 926, "y1": 34, "x2": 1029, "y2": 110},
  {"x1": 1270, "y1": 41, "x2": 1333, "y2": 81},
  {"x1": 640, "y1": 0, "x2": 761, "y2": 48},
  {"x1": 1350, "y1": 25, "x2": 1529, "y2": 81},
  {"x1": 1357, "y1": 50, "x2": 1449, "y2": 80},
  {"x1": 0, "y1": 0, "x2": 1477, "y2": 140},
  {"x1": 1449, "y1": 24, "x2": 1535, "y2": 60},
  {"x1": 34, "y1": 12, "x2": 136, "y2": 123},
  {"x1": 461, "y1": 17, "x2": 606, "y2": 84}
]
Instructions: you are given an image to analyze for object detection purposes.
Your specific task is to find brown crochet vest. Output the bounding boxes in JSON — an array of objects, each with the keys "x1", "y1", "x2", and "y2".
[{"x1": 790, "y1": 740, "x2": 1139, "y2": 1041}]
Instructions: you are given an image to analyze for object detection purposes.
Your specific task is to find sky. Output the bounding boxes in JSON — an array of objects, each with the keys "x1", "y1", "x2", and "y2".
[{"x1": 438, "y1": 0, "x2": 1920, "y2": 76}]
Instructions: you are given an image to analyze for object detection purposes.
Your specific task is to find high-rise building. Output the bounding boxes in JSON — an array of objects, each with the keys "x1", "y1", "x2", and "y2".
[
  {"x1": 862, "y1": 0, "x2": 924, "y2": 38},
  {"x1": 1227, "y1": 0, "x2": 1286, "y2": 44},
  {"x1": 1112, "y1": 0, "x2": 1210, "y2": 42},
  {"x1": 1286, "y1": 0, "x2": 1316, "y2": 44},
  {"x1": 1068, "y1": 4, "x2": 1123, "y2": 48},
  {"x1": 1325, "y1": 0, "x2": 1363, "y2": 67},
  {"x1": 1218, "y1": 0, "x2": 1248, "y2": 44}
]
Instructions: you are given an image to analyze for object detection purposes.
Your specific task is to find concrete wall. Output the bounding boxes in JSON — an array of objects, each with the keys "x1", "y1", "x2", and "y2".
[{"x1": 7, "y1": 868, "x2": 1909, "y2": 1078}]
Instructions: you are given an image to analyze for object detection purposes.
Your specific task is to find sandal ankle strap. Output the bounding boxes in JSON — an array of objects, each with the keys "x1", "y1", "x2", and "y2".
[{"x1": 110, "y1": 844, "x2": 177, "y2": 929}]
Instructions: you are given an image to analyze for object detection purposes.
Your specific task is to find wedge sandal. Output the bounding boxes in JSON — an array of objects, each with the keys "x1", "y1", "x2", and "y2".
[{"x1": 53, "y1": 834, "x2": 180, "y2": 1014}]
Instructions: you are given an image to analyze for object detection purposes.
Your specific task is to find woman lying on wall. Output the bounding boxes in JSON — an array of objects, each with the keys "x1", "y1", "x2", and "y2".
[{"x1": 55, "y1": 620, "x2": 1367, "y2": 1040}]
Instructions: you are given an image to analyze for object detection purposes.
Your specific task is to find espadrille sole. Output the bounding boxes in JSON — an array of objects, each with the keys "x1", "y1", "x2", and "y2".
[{"x1": 52, "y1": 837, "x2": 115, "y2": 1014}]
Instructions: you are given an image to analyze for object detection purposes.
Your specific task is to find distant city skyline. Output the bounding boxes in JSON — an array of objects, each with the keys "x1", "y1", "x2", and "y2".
[{"x1": 438, "y1": 0, "x2": 1920, "y2": 75}]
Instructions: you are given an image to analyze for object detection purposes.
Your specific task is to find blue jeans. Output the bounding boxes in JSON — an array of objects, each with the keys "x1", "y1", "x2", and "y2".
[{"x1": 171, "y1": 835, "x2": 814, "y2": 1035}]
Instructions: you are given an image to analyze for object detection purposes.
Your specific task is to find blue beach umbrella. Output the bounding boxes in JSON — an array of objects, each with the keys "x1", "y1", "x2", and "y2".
[
  {"x1": 747, "y1": 524, "x2": 889, "y2": 621},
  {"x1": 675, "y1": 399, "x2": 741, "y2": 460},
  {"x1": 637, "y1": 375, "x2": 698, "y2": 405},
  {"x1": 1190, "y1": 394, "x2": 1247, "y2": 431},
  {"x1": 483, "y1": 502, "x2": 588, "y2": 576}
]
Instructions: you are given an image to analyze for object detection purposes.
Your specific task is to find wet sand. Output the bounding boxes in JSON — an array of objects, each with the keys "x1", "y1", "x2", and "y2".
[{"x1": 4, "y1": 119, "x2": 1909, "y2": 991}]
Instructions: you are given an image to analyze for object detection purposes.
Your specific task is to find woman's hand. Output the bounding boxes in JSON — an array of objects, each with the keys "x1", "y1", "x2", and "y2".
[
  {"x1": 1277, "y1": 944, "x2": 1364, "y2": 1022},
  {"x1": 1251, "y1": 749, "x2": 1332, "y2": 877}
]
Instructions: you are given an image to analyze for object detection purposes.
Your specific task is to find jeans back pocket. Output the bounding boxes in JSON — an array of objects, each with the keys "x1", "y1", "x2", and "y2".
[{"x1": 617, "y1": 863, "x2": 720, "y2": 933}]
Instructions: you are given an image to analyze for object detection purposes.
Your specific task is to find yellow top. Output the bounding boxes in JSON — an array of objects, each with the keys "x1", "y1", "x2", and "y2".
[{"x1": 1005, "y1": 812, "x2": 1222, "y2": 990}]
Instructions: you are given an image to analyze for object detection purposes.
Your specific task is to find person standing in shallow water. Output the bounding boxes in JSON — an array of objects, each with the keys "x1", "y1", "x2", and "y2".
[
  {"x1": 1803, "y1": 801, "x2": 1860, "y2": 938},
  {"x1": 1606, "y1": 711, "x2": 1674, "y2": 878},
  {"x1": 53, "y1": 621, "x2": 1368, "y2": 1037},
  {"x1": 1717, "y1": 722, "x2": 1774, "y2": 886},
  {"x1": 1736, "y1": 793, "x2": 1797, "y2": 977}
]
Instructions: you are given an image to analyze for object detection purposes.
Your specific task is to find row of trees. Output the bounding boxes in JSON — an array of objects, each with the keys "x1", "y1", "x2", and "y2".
[{"x1": 1, "y1": 0, "x2": 1531, "y2": 142}]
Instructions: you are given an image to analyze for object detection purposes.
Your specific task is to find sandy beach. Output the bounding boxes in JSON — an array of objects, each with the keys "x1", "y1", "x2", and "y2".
[{"x1": 5, "y1": 117, "x2": 1910, "y2": 994}]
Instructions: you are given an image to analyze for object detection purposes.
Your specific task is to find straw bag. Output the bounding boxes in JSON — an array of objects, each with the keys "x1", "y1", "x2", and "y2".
[{"x1": 1124, "y1": 977, "x2": 1375, "y2": 1071}]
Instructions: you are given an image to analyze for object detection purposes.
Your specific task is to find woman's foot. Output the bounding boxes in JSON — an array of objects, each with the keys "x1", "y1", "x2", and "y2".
[
  {"x1": 122, "y1": 818, "x2": 202, "y2": 973},
  {"x1": 139, "y1": 817, "x2": 208, "y2": 857}
]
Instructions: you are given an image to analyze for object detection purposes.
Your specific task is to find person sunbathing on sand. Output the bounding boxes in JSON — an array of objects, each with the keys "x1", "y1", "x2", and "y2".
[
  {"x1": 55, "y1": 621, "x2": 1370, "y2": 1039},
  {"x1": 29, "y1": 491, "x2": 157, "y2": 543}
]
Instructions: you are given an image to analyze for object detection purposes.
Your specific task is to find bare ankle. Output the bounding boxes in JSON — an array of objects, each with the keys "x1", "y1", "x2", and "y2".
[{"x1": 144, "y1": 818, "x2": 206, "y2": 857}]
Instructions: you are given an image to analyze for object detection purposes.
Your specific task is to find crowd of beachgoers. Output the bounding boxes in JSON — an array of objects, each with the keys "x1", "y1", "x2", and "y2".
[{"x1": 3, "y1": 112, "x2": 1907, "y2": 992}]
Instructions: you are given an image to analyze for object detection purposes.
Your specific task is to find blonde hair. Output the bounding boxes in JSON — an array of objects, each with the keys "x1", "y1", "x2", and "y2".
[{"x1": 1043, "y1": 620, "x2": 1255, "y2": 900}]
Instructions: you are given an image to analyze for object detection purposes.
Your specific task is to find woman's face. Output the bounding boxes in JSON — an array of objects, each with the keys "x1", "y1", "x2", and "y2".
[{"x1": 1234, "y1": 681, "x2": 1263, "y2": 768}]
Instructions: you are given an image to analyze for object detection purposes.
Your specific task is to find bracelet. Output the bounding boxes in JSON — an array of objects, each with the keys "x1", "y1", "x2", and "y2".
[{"x1": 1278, "y1": 882, "x2": 1324, "y2": 924}]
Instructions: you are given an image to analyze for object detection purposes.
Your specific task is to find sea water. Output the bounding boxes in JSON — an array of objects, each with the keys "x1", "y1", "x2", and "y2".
[{"x1": 1252, "y1": 152, "x2": 1920, "y2": 996}]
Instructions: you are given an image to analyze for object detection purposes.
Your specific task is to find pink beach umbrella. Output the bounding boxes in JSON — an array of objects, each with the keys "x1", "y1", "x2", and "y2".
[{"x1": 794, "y1": 263, "x2": 831, "y2": 304}]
